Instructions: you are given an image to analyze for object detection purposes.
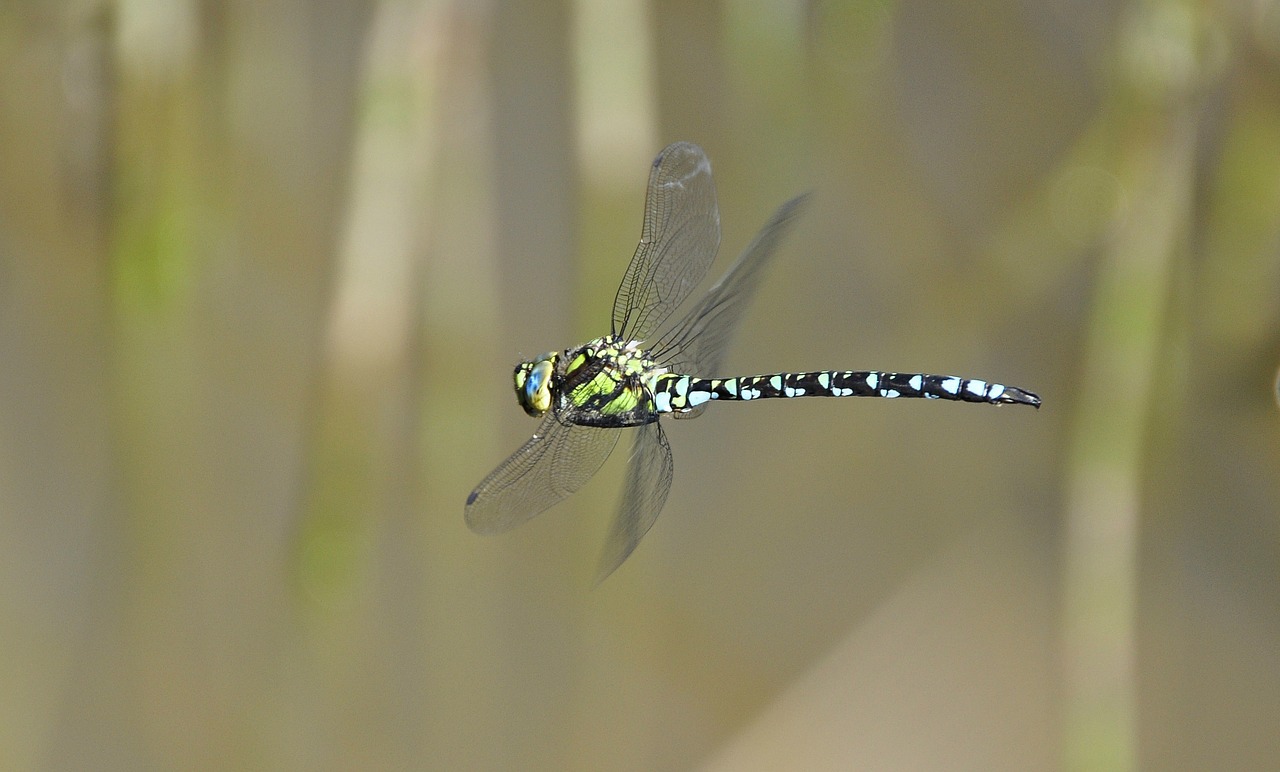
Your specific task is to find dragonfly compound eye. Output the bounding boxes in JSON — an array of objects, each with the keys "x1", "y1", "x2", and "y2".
[{"x1": 515, "y1": 357, "x2": 555, "y2": 417}]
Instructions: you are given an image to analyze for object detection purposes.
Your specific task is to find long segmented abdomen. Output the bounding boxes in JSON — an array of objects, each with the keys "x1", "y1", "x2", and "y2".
[{"x1": 651, "y1": 370, "x2": 1041, "y2": 413}]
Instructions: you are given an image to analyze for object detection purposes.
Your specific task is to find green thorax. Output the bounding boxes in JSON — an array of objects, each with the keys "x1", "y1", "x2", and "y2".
[{"x1": 514, "y1": 335, "x2": 668, "y2": 428}]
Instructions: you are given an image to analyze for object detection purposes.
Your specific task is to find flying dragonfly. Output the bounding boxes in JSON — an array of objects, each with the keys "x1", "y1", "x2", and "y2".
[{"x1": 466, "y1": 142, "x2": 1040, "y2": 581}]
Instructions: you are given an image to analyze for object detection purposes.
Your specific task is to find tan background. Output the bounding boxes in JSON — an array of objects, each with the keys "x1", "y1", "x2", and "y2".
[{"x1": 2, "y1": 1, "x2": 1278, "y2": 769}]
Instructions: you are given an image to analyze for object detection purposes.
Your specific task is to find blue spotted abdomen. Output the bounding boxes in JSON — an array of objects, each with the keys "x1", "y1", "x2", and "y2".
[{"x1": 651, "y1": 370, "x2": 1040, "y2": 413}]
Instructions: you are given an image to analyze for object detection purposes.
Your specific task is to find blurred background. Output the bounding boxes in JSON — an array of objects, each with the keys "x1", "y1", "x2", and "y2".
[{"x1": 2, "y1": 0, "x2": 1278, "y2": 769}]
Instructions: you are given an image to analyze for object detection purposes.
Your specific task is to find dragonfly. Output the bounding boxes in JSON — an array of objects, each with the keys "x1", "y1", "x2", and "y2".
[{"x1": 466, "y1": 142, "x2": 1040, "y2": 582}]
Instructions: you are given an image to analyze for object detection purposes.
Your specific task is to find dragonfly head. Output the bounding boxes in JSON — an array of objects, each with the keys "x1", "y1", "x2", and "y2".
[{"x1": 514, "y1": 353, "x2": 557, "y2": 417}]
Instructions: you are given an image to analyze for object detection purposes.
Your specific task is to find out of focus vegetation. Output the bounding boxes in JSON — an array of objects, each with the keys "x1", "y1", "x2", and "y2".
[{"x1": 1, "y1": 1, "x2": 1278, "y2": 769}]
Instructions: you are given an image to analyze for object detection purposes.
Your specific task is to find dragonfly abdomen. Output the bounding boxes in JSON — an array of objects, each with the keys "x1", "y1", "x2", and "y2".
[{"x1": 652, "y1": 370, "x2": 1040, "y2": 412}]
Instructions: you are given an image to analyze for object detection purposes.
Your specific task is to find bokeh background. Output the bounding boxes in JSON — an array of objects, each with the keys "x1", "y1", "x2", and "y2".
[{"x1": 3, "y1": 0, "x2": 1279, "y2": 769}]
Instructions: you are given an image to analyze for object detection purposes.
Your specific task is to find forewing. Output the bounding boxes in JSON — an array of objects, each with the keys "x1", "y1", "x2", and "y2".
[
  {"x1": 651, "y1": 193, "x2": 809, "y2": 377},
  {"x1": 595, "y1": 420, "x2": 674, "y2": 583},
  {"x1": 612, "y1": 142, "x2": 721, "y2": 342},
  {"x1": 466, "y1": 413, "x2": 620, "y2": 534}
]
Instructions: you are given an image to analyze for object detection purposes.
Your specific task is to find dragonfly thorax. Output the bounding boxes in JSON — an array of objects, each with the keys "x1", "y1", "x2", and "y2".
[{"x1": 513, "y1": 336, "x2": 668, "y2": 428}]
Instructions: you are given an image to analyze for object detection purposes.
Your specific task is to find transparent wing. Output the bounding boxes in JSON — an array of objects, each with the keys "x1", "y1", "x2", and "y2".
[
  {"x1": 595, "y1": 420, "x2": 673, "y2": 583},
  {"x1": 650, "y1": 193, "x2": 809, "y2": 377},
  {"x1": 466, "y1": 413, "x2": 621, "y2": 534},
  {"x1": 612, "y1": 142, "x2": 721, "y2": 342}
]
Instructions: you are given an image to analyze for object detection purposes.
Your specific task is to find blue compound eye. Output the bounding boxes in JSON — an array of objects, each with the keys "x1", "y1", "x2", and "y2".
[
  {"x1": 526, "y1": 363, "x2": 547, "y2": 396},
  {"x1": 515, "y1": 357, "x2": 555, "y2": 417}
]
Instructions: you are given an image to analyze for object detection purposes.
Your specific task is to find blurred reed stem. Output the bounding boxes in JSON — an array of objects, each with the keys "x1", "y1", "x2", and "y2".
[{"x1": 1062, "y1": 3, "x2": 1211, "y2": 766}]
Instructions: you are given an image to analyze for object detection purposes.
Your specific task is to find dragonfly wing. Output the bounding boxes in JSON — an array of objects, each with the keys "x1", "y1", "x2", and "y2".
[
  {"x1": 612, "y1": 142, "x2": 722, "y2": 342},
  {"x1": 595, "y1": 420, "x2": 674, "y2": 583},
  {"x1": 653, "y1": 193, "x2": 809, "y2": 377},
  {"x1": 466, "y1": 412, "x2": 620, "y2": 534}
]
